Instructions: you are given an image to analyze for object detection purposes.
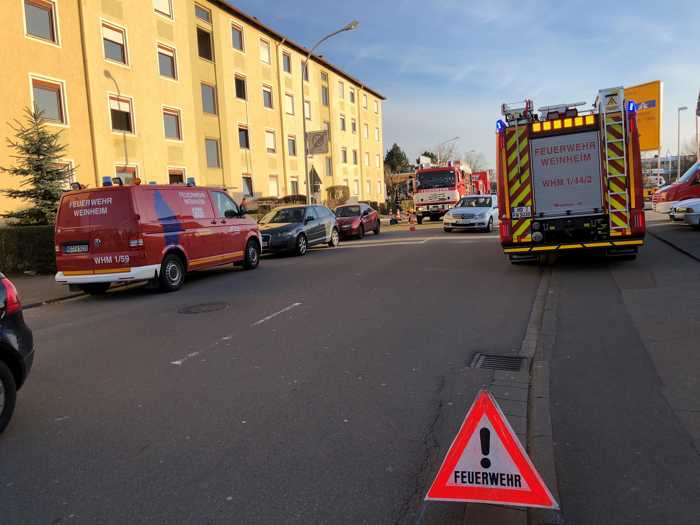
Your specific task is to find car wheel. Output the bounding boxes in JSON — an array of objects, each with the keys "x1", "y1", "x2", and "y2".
[
  {"x1": 484, "y1": 218, "x2": 493, "y2": 233},
  {"x1": 328, "y1": 228, "x2": 339, "y2": 247},
  {"x1": 444, "y1": 227, "x2": 453, "y2": 233},
  {"x1": 159, "y1": 253, "x2": 185, "y2": 292},
  {"x1": 0, "y1": 361, "x2": 17, "y2": 434},
  {"x1": 80, "y1": 283, "x2": 111, "y2": 295},
  {"x1": 295, "y1": 234, "x2": 308, "y2": 256},
  {"x1": 357, "y1": 225, "x2": 365, "y2": 239},
  {"x1": 243, "y1": 239, "x2": 260, "y2": 270},
  {"x1": 417, "y1": 216, "x2": 423, "y2": 225},
  {"x1": 373, "y1": 220, "x2": 380, "y2": 235}
]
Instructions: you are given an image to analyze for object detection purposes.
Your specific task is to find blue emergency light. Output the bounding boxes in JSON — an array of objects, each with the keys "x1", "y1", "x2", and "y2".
[
  {"x1": 496, "y1": 119, "x2": 506, "y2": 132},
  {"x1": 102, "y1": 176, "x2": 112, "y2": 187},
  {"x1": 627, "y1": 100, "x2": 638, "y2": 113}
]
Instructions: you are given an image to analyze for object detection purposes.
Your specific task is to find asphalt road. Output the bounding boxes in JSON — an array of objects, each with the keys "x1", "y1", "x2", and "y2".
[
  {"x1": 2, "y1": 224, "x2": 542, "y2": 525},
  {"x1": 5, "y1": 222, "x2": 700, "y2": 524}
]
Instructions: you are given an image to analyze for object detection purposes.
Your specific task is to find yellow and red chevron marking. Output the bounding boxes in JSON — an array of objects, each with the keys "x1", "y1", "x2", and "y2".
[
  {"x1": 505, "y1": 126, "x2": 532, "y2": 243},
  {"x1": 609, "y1": 211, "x2": 631, "y2": 235}
]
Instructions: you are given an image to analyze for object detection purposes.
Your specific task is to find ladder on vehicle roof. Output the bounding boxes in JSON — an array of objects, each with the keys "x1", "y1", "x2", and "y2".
[{"x1": 599, "y1": 87, "x2": 632, "y2": 236}]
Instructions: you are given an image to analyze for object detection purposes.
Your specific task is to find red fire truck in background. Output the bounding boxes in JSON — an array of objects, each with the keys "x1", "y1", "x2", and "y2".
[
  {"x1": 412, "y1": 162, "x2": 473, "y2": 224},
  {"x1": 470, "y1": 171, "x2": 490, "y2": 195},
  {"x1": 496, "y1": 86, "x2": 645, "y2": 262}
]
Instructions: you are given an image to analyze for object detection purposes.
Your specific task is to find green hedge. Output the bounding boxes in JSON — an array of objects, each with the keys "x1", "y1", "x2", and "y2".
[{"x1": 0, "y1": 225, "x2": 56, "y2": 274}]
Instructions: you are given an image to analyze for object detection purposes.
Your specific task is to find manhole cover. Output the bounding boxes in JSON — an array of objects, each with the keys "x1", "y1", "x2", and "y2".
[
  {"x1": 470, "y1": 353, "x2": 526, "y2": 372},
  {"x1": 178, "y1": 302, "x2": 229, "y2": 314}
]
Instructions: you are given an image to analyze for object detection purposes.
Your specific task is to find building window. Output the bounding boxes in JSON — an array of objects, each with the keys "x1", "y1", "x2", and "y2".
[
  {"x1": 102, "y1": 23, "x2": 127, "y2": 65},
  {"x1": 242, "y1": 175, "x2": 253, "y2": 196},
  {"x1": 205, "y1": 138, "x2": 220, "y2": 168},
  {"x1": 109, "y1": 95, "x2": 133, "y2": 133},
  {"x1": 342, "y1": 178, "x2": 349, "y2": 188},
  {"x1": 282, "y1": 52, "x2": 291, "y2": 73},
  {"x1": 339, "y1": 114, "x2": 346, "y2": 131},
  {"x1": 375, "y1": 154, "x2": 380, "y2": 168},
  {"x1": 378, "y1": 181, "x2": 383, "y2": 195},
  {"x1": 24, "y1": 0, "x2": 57, "y2": 43},
  {"x1": 231, "y1": 24, "x2": 244, "y2": 51},
  {"x1": 259, "y1": 39, "x2": 271, "y2": 64},
  {"x1": 363, "y1": 123, "x2": 369, "y2": 139},
  {"x1": 341, "y1": 148, "x2": 348, "y2": 164},
  {"x1": 338, "y1": 81, "x2": 344, "y2": 99},
  {"x1": 153, "y1": 0, "x2": 172, "y2": 17},
  {"x1": 321, "y1": 85, "x2": 329, "y2": 106},
  {"x1": 366, "y1": 180, "x2": 371, "y2": 195},
  {"x1": 363, "y1": 93, "x2": 368, "y2": 109},
  {"x1": 302, "y1": 62, "x2": 309, "y2": 82},
  {"x1": 234, "y1": 75, "x2": 247, "y2": 100},
  {"x1": 162, "y1": 108, "x2": 181, "y2": 140},
  {"x1": 238, "y1": 126, "x2": 249, "y2": 149},
  {"x1": 262, "y1": 86, "x2": 273, "y2": 109},
  {"x1": 201, "y1": 83, "x2": 217, "y2": 114},
  {"x1": 375, "y1": 127, "x2": 380, "y2": 141},
  {"x1": 349, "y1": 88, "x2": 355, "y2": 104},
  {"x1": 268, "y1": 175, "x2": 279, "y2": 197},
  {"x1": 169, "y1": 167, "x2": 185, "y2": 184},
  {"x1": 31, "y1": 78, "x2": 65, "y2": 124},
  {"x1": 351, "y1": 119, "x2": 357, "y2": 134},
  {"x1": 322, "y1": 121, "x2": 329, "y2": 131},
  {"x1": 353, "y1": 150, "x2": 358, "y2": 165},
  {"x1": 288, "y1": 136, "x2": 297, "y2": 156},
  {"x1": 116, "y1": 165, "x2": 137, "y2": 184},
  {"x1": 197, "y1": 27, "x2": 213, "y2": 60},
  {"x1": 265, "y1": 130, "x2": 276, "y2": 153},
  {"x1": 353, "y1": 179, "x2": 359, "y2": 195},
  {"x1": 157, "y1": 44, "x2": 177, "y2": 79},
  {"x1": 364, "y1": 152, "x2": 369, "y2": 166},
  {"x1": 195, "y1": 4, "x2": 211, "y2": 23},
  {"x1": 374, "y1": 100, "x2": 380, "y2": 113},
  {"x1": 284, "y1": 93, "x2": 294, "y2": 115},
  {"x1": 321, "y1": 71, "x2": 329, "y2": 83},
  {"x1": 290, "y1": 177, "x2": 299, "y2": 195},
  {"x1": 326, "y1": 157, "x2": 332, "y2": 177},
  {"x1": 304, "y1": 100, "x2": 311, "y2": 120}
]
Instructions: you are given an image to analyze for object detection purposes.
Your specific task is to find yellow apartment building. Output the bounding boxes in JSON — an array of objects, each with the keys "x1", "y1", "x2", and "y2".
[{"x1": 0, "y1": 0, "x2": 386, "y2": 215}]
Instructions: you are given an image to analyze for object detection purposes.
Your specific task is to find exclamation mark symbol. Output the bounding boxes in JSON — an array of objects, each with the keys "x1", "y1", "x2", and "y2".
[{"x1": 480, "y1": 428, "x2": 491, "y2": 469}]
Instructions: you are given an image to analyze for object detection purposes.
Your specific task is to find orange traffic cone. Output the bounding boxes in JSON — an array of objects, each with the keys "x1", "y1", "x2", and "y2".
[{"x1": 409, "y1": 212, "x2": 417, "y2": 232}]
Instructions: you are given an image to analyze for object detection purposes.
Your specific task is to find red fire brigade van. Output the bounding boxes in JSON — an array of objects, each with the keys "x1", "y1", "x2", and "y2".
[{"x1": 55, "y1": 183, "x2": 261, "y2": 293}]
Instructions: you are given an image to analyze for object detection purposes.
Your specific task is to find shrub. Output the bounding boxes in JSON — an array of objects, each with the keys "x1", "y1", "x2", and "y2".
[{"x1": 0, "y1": 225, "x2": 56, "y2": 273}]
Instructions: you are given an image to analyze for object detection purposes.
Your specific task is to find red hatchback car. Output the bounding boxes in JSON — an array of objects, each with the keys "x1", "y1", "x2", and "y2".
[
  {"x1": 334, "y1": 204, "x2": 381, "y2": 239},
  {"x1": 55, "y1": 183, "x2": 261, "y2": 293}
]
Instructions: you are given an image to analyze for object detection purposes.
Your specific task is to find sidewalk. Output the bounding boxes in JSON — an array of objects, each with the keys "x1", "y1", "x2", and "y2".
[
  {"x1": 645, "y1": 210, "x2": 700, "y2": 260},
  {"x1": 8, "y1": 272, "x2": 81, "y2": 308}
]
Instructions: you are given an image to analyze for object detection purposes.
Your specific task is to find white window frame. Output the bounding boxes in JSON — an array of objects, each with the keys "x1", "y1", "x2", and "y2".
[
  {"x1": 363, "y1": 123, "x2": 369, "y2": 139},
  {"x1": 304, "y1": 100, "x2": 311, "y2": 120},
  {"x1": 194, "y1": 4, "x2": 212, "y2": 24},
  {"x1": 353, "y1": 180, "x2": 359, "y2": 196},
  {"x1": 282, "y1": 51, "x2": 292, "y2": 74},
  {"x1": 375, "y1": 127, "x2": 380, "y2": 141},
  {"x1": 341, "y1": 147, "x2": 348, "y2": 164},
  {"x1": 374, "y1": 99, "x2": 380, "y2": 113},
  {"x1": 108, "y1": 93, "x2": 135, "y2": 135},
  {"x1": 338, "y1": 81, "x2": 344, "y2": 100},
  {"x1": 201, "y1": 82, "x2": 217, "y2": 115},
  {"x1": 339, "y1": 114, "x2": 346, "y2": 131},
  {"x1": 29, "y1": 73, "x2": 69, "y2": 127},
  {"x1": 268, "y1": 174, "x2": 279, "y2": 197},
  {"x1": 153, "y1": 0, "x2": 173, "y2": 18},
  {"x1": 204, "y1": 138, "x2": 221, "y2": 168},
  {"x1": 161, "y1": 105, "x2": 182, "y2": 141},
  {"x1": 375, "y1": 154, "x2": 381, "y2": 168},
  {"x1": 157, "y1": 42, "x2": 178, "y2": 80},
  {"x1": 23, "y1": 0, "x2": 61, "y2": 47},
  {"x1": 114, "y1": 163, "x2": 139, "y2": 184},
  {"x1": 168, "y1": 166, "x2": 187, "y2": 185},
  {"x1": 231, "y1": 22, "x2": 245, "y2": 52},
  {"x1": 287, "y1": 135, "x2": 297, "y2": 157},
  {"x1": 262, "y1": 85, "x2": 274, "y2": 110},
  {"x1": 364, "y1": 152, "x2": 369, "y2": 166},
  {"x1": 265, "y1": 129, "x2": 276, "y2": 154},
  {"x1": 362, "y1": 93, "x2": 368, "y2": 109},
  {"x1": 284, "y1": 93, "x2": 294, "y2": 115},
  {"x1": 234, "y1": 74, "x2": 247, "y2": 100},
  {"x1": 101, "y1": 20, "x2": 130, "y2": 68},
  {"x1": 351, "y1": 118, "x2": 357, "y2": 134},
  {"x1": 259, "y1": 38, "x2": 271, "y2": 64}
]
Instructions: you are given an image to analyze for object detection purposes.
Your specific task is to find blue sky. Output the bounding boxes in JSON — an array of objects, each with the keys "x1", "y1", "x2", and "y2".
[{"x1": 231, "y1": 0, "x2": 700, "y2": 167}]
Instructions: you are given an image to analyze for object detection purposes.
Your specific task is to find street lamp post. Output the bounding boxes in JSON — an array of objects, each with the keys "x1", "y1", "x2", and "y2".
[
  {"x1": 104, "y1": 70, "x2": 128, "y2": 177},
  {"x1": 436, "y1": 136, "x2": 459, "y2": 164},
  {"x1": 302, "y1": 21, "x2": 359, "y2": 204},
  {"x1": 677, "y1": 106, "x2": 688, "y2": 183}
]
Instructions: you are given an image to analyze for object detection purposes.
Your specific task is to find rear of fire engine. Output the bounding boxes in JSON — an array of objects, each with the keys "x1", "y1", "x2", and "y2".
[{"x1": 496, "y1": 87, "x2": 645, "y2": 262}]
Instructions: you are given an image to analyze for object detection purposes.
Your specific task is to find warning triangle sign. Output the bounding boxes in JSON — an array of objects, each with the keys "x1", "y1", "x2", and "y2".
[
  {"x1": 425, "y1": 390, "x2": 558, "y2": 509},
  {"x1": 606, "y1": 94, "x2": 619, "y2": 109}
]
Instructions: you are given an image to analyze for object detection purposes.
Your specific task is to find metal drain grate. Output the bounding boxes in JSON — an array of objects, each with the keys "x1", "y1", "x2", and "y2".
[
  {"x1": 470, "y1": 353, "x2": 526, "y2": 372},
  {"x1": 178, "y1": 302, "x2": 229, "y2": 314}
]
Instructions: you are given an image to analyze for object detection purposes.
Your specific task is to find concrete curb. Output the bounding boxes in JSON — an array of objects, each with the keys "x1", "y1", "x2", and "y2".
[{"x1": 24, "y1": 292, "x2": 84, "y2": 310}]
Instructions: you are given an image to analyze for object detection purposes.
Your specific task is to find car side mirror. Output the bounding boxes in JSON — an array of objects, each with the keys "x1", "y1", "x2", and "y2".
[
  {"x1": 225, "y1": 209, "x2": 238, "y2": 218},
  {"x1": 238, "y1": 205, "x2": 248, "y2": 216},
  {"x1": 362, "y1": 210, "x2": 370, "y2": 216},
  {"x1": 305, "y1": 216, "x2": 315, "y2": 224}
]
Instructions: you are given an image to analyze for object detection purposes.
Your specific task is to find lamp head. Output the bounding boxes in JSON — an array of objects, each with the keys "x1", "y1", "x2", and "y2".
[{"x1": 344, "y1": 20, "x2": 360, "y2": 31}]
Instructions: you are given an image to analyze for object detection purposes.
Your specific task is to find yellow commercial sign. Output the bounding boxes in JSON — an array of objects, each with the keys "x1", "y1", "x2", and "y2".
[{"x1": 624, "y1": 81, "x2": 662, "y2": 151}]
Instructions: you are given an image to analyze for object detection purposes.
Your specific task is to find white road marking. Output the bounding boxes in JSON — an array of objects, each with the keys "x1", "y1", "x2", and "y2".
[{"x1": 251, "y1": 302, "x2": 302, "y2": 327}]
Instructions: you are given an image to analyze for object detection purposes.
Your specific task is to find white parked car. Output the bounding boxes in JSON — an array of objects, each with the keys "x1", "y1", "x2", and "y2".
[
  {"x1": 670, "y1": 198, "x2": 700, "y2": 221},
  {"x1": 443, "y1": 195, "x2": 498, "y2": 233}
]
